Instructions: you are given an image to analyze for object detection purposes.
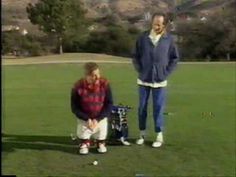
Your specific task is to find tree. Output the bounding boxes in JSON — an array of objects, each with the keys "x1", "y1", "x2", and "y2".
[
  {"x1": 175, "y1": 4, "x2": 236, "y2": 61},
  {"x1": 26, "y1": 0, "x2": 86, "y2": 54},
  {"x1": 83, "y1": 25, "x2": 134, "y2": 57},
  {"x1": 213, "y1": 6, "x2": 236, "y2": 60},
  {"x1": 2, "y1": 31, "x2": 46, "y2": 56}
]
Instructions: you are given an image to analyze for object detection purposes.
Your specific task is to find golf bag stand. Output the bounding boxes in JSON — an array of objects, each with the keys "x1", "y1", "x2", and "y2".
[{"x1": 108, "y1": 104, "x2": 131, "y2": 146}]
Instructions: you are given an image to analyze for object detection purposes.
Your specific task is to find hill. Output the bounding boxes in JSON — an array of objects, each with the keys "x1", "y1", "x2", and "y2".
[{"x1": 2, "y1": 0, "x2": 234, "y2": 33}]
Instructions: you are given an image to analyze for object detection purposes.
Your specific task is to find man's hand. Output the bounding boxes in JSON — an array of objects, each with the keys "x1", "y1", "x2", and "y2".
[
  {"x1": 87, "y1": 119, "x2": 98, "y2": 130},
  {"x1": 87, "y1": 119, "x2": 93, "y2": 130}
]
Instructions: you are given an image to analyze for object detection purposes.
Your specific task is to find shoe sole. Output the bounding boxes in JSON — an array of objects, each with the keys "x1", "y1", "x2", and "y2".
[
  {"x1": 136, "y1": 139, "x2": 145, "y2": 145},
  {"x1": 97, "y1": 150, "x2": 107, "y2": 153},
  {"x1": 152, "y1": 142, "x2": 163, "y2": 148},
  {"x1": 79, "y1": 152, "x2": 89, "y2": 155},
  {"x1": 136, "y1": 143, "x2": 144, "y2": 145}
]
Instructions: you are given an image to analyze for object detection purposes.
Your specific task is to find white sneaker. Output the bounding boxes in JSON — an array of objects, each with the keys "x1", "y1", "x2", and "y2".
[
  {"x1": 136, "y1": 137, "x2": 145, "y2": 145},
  {"x1": 152, "y1": 141, "x2": 163, "y2": 148},
  {"x1": 152, "y1": 132, "x2": 163, "y2": 148},
  {"x1": 120, "y1": 137, "x2": 131, "y2": 146},
  {"x1": 79, "y1": 142, "x2": 90, "y2": 155},
  {"x1": 97, "y1": 143, "x2": 107, "y2": 153},
  {"x1": 136, "y1": 130, "x2": 145, "y2": 145}
]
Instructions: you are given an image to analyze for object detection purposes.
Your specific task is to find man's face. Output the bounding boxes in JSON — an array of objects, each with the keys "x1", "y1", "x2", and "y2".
[
  {"x1": 87, "y1": 68, "x2": 100, "y2": 83},
  {"x1": 152, "y1": 16, "x2": 165, "y2": 34}
]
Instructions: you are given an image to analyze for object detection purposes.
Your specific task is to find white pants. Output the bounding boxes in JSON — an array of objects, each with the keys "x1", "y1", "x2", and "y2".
[{"x1": 76, "y1": 118, "x2": 108, "y2": 140}]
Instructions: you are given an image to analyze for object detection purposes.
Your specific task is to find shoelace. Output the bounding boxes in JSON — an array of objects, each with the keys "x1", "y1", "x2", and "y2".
[{"x1": 79, "y1": 141, "x2": 90, "y2": 148}]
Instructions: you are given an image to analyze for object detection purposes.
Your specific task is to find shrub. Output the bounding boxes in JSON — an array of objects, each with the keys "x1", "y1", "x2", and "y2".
[
  {"x1": 2, "y1": 31, "x2": 47, "y2": 56},
  {"x1": 82, "y1": 25, "x2": 134, "y2": 57}
]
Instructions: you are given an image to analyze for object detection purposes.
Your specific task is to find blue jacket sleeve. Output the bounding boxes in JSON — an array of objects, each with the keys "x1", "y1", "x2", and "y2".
[
  {"x1": 166, "y1": 38, "x2": 180, "y2": 76},
  {"x1": 71, "y1": 88, "x2": 89, "y2": 121},
  {"x1": 97, "y1": 84, "x2": 113, "y2": 121},
  {"x1": 132, "y1": 37, "x2": 142, "y2": 73}
]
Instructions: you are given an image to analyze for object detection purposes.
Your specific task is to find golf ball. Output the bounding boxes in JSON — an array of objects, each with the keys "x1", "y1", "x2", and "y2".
[{"x1": 93, "y1": 160, "x2": 98, "y2": 165}]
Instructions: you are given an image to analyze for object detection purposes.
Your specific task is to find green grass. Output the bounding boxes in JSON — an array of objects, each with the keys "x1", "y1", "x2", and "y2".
[{"x1": 2, "y1": 62, "x2": 236, "y2": 177}]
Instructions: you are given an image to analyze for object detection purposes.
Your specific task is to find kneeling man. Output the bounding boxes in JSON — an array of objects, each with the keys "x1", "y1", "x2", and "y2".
[{"x1": 71, "y1": 62, "x2": 113, "y2": 154}]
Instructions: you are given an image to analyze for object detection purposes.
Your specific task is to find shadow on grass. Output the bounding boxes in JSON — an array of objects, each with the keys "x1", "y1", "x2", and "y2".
[
  {"x1": 107, "y1": 138, "x2": 175, "y2": 148},
  {"x1": 2, "y1": 134, "x2": 175, "y2": 156},
  {"x1": 2, "y1": 133, "x2": 79, "y2": 155},
  {"x1": 2, "y1": 134, "x2": 136, "y2": 155}
]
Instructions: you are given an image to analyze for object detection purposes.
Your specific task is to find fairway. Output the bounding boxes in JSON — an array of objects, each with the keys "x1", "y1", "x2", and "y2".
[{"x1": 2, "y1": 60, "x2": 236, "y2": 177}]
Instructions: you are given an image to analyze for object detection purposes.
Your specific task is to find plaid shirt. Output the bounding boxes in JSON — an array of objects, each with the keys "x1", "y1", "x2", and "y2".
[{"x1": 71, "y1": 77, "x2": 113, "y2": 121}]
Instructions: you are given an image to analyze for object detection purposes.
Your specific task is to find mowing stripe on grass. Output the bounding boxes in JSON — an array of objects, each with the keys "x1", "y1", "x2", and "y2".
[{"x1": 3, "y1": 59, "x2": 235, "y2": 66}]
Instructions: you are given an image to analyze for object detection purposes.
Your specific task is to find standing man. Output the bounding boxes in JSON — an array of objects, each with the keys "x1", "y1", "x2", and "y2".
[{"x1": 132, "y1": 12, "x2": 179, "y2": 147}]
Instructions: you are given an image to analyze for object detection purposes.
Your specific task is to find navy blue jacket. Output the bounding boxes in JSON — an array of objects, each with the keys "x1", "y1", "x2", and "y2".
[{"x1": 133, "y1": 31, "x2": 179, "y2": 82}]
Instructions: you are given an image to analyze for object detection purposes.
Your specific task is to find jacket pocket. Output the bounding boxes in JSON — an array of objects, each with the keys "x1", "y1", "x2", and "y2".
[{"x1": 153, "y1": 65, "x2": 168, "y2": 82}]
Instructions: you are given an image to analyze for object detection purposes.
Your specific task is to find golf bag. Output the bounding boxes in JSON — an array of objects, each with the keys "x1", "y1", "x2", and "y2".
[{"x1": 108, "y1": 104, "x2": 131, "y2": 145}]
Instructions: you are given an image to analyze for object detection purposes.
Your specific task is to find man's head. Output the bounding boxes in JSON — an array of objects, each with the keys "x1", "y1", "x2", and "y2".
[
  {"x1": 151, "y1": 12, "x2": 169, "y2": 35},
  {"x1": 84, "y1": 62, "x2": 100, "y2": 82}
]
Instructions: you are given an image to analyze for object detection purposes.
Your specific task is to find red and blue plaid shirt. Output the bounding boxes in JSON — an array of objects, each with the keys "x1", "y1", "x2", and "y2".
[{"x1": 71, "y1": 77, "x2": 113, "y2": 121}]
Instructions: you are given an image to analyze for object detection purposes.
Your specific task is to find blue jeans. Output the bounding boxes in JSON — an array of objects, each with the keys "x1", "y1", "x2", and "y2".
[{"x1": 138, "y1": 85, "x2": 166, "y2": 133}]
